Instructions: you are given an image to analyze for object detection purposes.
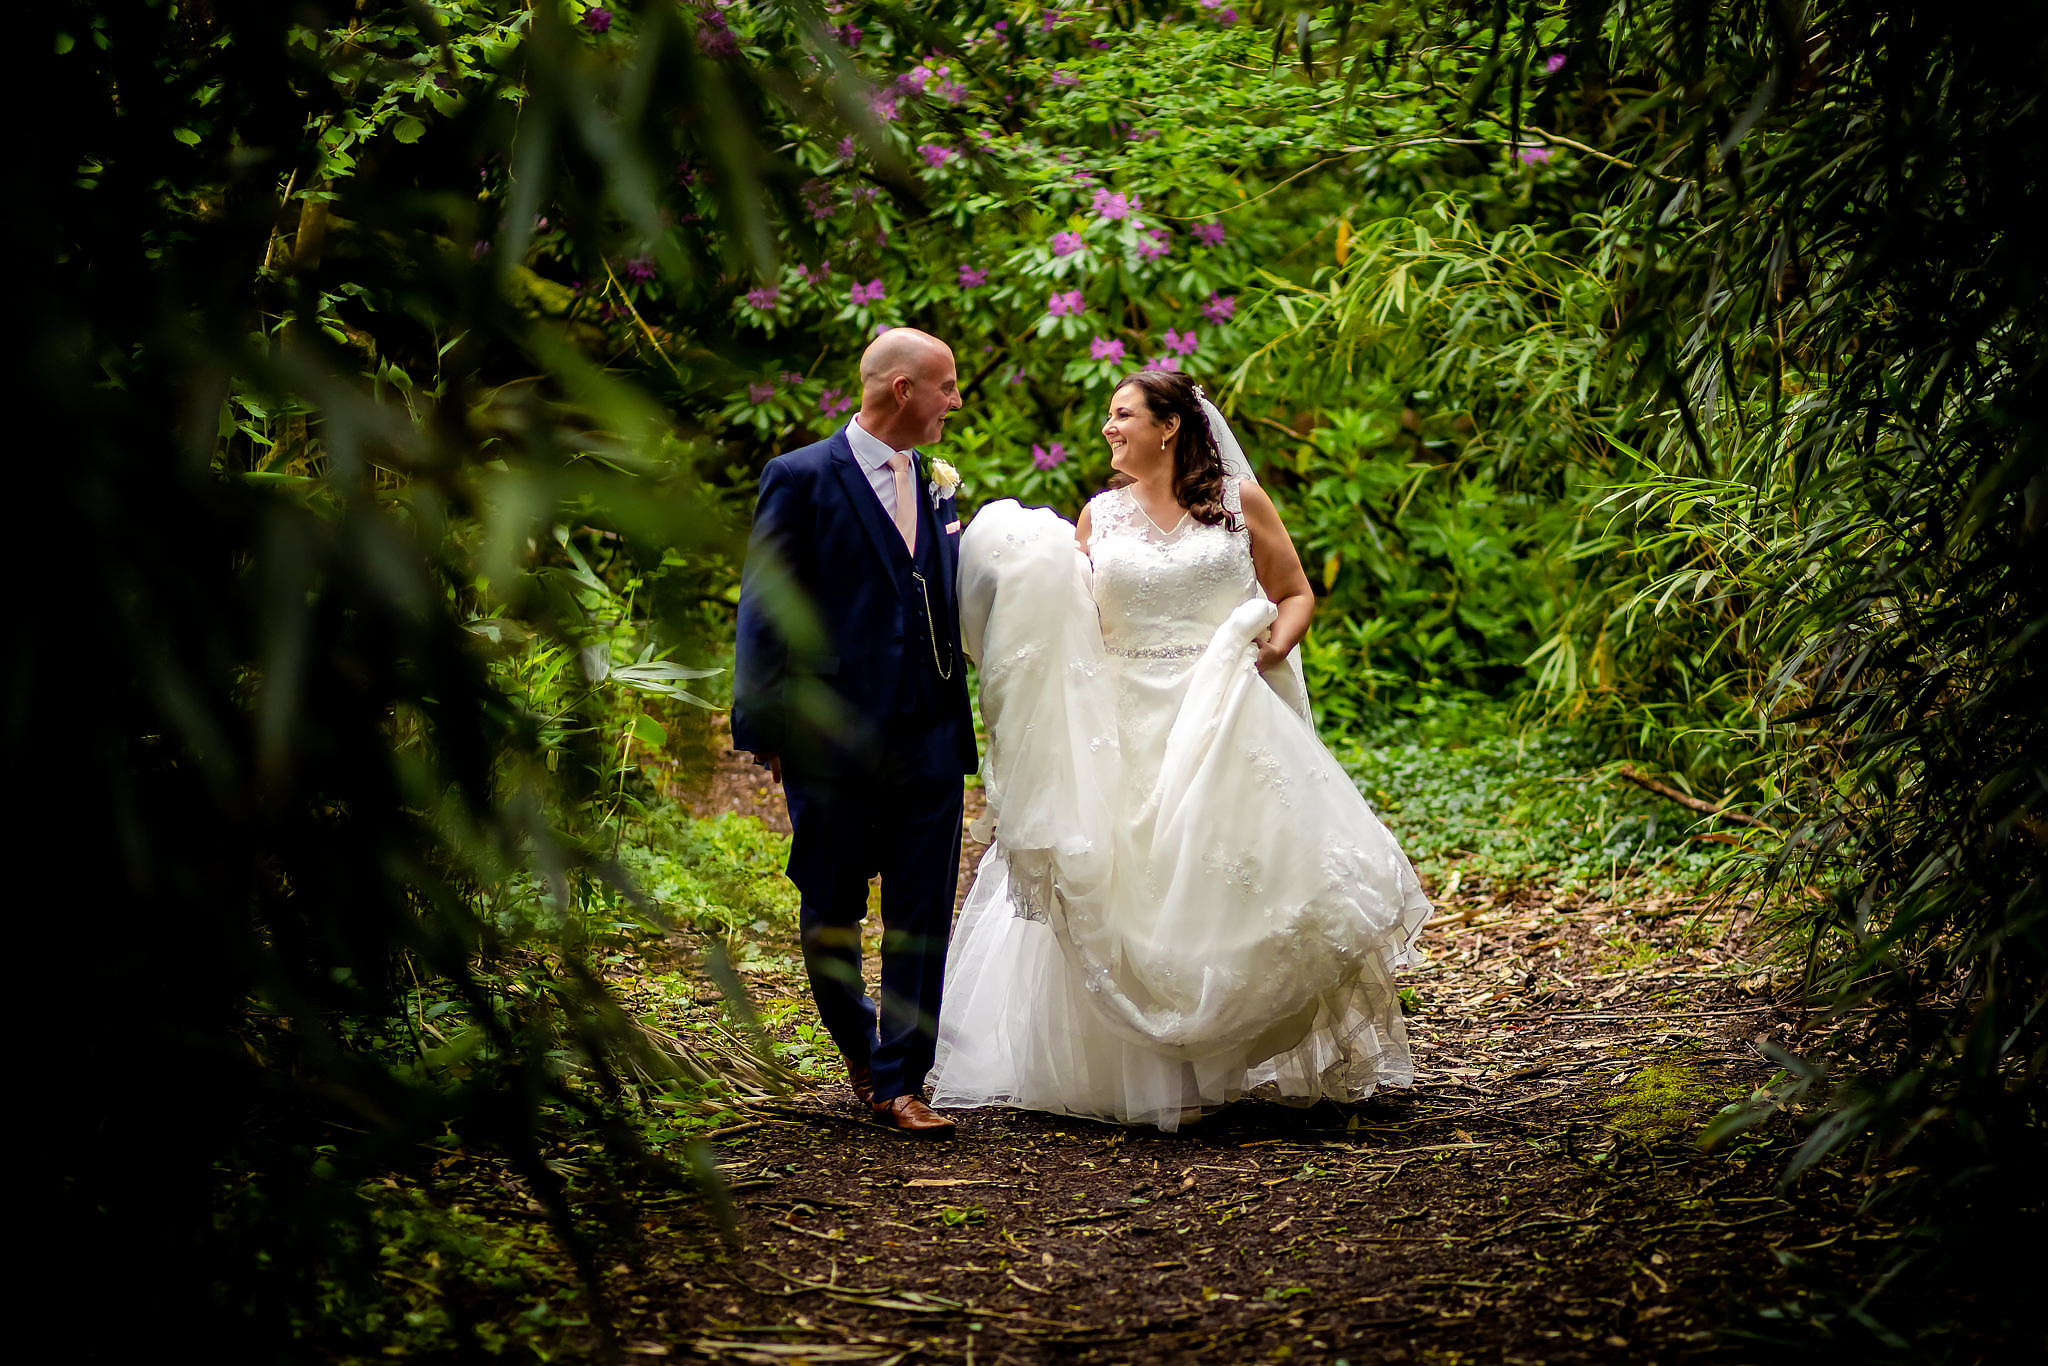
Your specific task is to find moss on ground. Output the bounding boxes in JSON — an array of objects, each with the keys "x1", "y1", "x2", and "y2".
[{"x1": 1606, "y1": 1059, "x2": 1748, "y2": 1145}]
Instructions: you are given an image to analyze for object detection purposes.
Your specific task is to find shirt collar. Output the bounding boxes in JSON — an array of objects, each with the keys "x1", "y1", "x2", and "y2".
[{"x1": 847, "y1": 416, "x2": 914, "y2": 472}]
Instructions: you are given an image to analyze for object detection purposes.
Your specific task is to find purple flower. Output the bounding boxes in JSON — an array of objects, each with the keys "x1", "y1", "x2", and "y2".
[
  {"x1": 850, "y1": 278, "x2": 886, "y2": 305},
  {"x1": 833, "y1": 23, "x2": 863, "y2": 48},
  {"x1": 698, "y1": 12, "x2": 739, "y2": 58},
  {"x1": 744, "y1": 285, "x2": 780, "y2": 309},
  {"x1": 868, "y1": 88, "x2": 900, "y2": 122},
  {"x1": 1217, "y1": 7, "x2": 1238, "y2": 24},
  {"x1": 675, "y1": 158, "x2": 697, "y2": 185},
  {"x1": 795, "y1": 262, "x2": 828, "y2": 286},
  {"x1": 1086, "y1": 36, "x2": 1108, "y2": 49},
  {"x1": 1089, "y1": 336, "x2": 1126, "y2": 362},
  {"x1": 820, "y1": 387, "x2": 853, "y2": 418},
  {"x1": 958, "y1": 264, "x2": 988, "y2": 289},
  {"x1": 993, "y1": 19, "x2": 1008, "y2": 32},
  {"x1": 1147, "y1": 355, "x2": 1182, "y2": 372},
  {"x1": 1090, "y1": 189, "x2": 1131, "y2": 221},
  {"x1": 1047, "y1": 69, "x2": 1080, "y2": 88},
  {"x1": 1164, "y1": 327, "x2": 1198, "y2": 356},
  {"x1": 1191, "y1": 222, "x2": 1227, "y2": 247},
  {"x1": 1040, "y1": 10, "x2": 1062, "y2": 31},
  {"x1": 748, "y1": 382, "x2": 776, "y2": 404},
  {"x1": 874, "y1": 323, "x2": 893, "y2": 337},
  {"x1": 471, "y1": 240, "x2": 492, "y2": 259},
  {"x1": 622, "y1": 255, "x2": 656, "y2": 283},
  {"x1": 1032, "y1": 442, "x2": 1068, "y2": 470},
  {"x1": 899, "y1": 66, "x2": 931, "y2": 95},
  {"x1": 849, "y1": 184, "x2": 880, "y2": 205},
  {"x1": 919, "y1": 144, "x2": 953, "y2": 168},
  {"x1": 1004, "y1": 367, "x2": 1026, "y2": 386},
  {"x1": 1136, "y1": 228, "x2": 1173, "y2": 263},
  {"x1": 585, "y1": 7, "x2": 613, "y2": 33},
  {"x1": 1047, "y1": 288, "x2": 1084, "y2": 317},
  {"x1": 1051, "y1": 231, "x2": 1085, "y2": 258},
  {"x1": 1544, "y1": 52, "x2": 1567, "y2": 74},
  {"x1": 938, "y1": 79, "x2": 969, "y2": 105},
  {"x1": 781, "y1": 370, "x2": 806, "y2": 384},
  {"x1": 1200, "y1": 292, "x2": 1236, "y2": 324},
  {"x1": 837, "y1": 135, "x2": 857, "y2": 159},
  {"x1": 1517, "y1": 144, "x2": 1554, "y2": 164}
]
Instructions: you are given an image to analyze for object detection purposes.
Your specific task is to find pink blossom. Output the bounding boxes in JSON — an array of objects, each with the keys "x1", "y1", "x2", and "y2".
[
  {"x1": 938, "y1": 79, "x2": 969, "y2": 105},
  {"x1": 1047, "y1": 288, "x2": 1084, "y2": 317},
  {"x1": 747, "y1": 382, "x2": 776, "y2": 404},
  {"x1": 1085, "y1": 36, "x2": 1108, "y2": 49},
  {"x1": 621, "y1": 255, "x2": 656, "y2": 283},
  {"x1": 1147, "y1": 355, "x2": 1182, "y2": 372},
  {"x1": 1032, "y1": 442, "x2": 1068, "y2": 470},
  {"x1": 1040, "y1": 10, "x2": 1063, "y2": 31},
  {"x1": 867, "y1": 88, "x2": 900, "y2": 122},
  {"x1": 1517, "y1": 144, "x2": 1553, "y2": 164},
  {"x1": 820, "y1": 387, "x2": 853, "y2": 418},
  {"x1": 837, "y1": 136, "x2": 857, "y2": 159},
  {"x1": 919, "y1": 144, "x2": 954, "y2": 168},
  {"x1": 850, "y1": 279, "x2": 886, "y2": 306},
  {"x1": 1136, "y1": 228, "x2": 1172, "y2": 263},
  {"x1": 849, "y1": 184, "x2": 880, "y2": 205},
  {"x1": 1544, "y1": 52, "x2": 1567, "y2": 73},
  {"x1": 1047, "y1": 69, "x2": 1080, "y2": 88},
  {"x1": 1217, "y1": 7, "x2": 1238, "y2": 23},
  {"x1": 1164, "y1": 327, "x2": 1198, "y2": 356},
  {"x1": 832, "y1": 23, "x2": 863, "y2": 48},
  {"x1": 698, "y1": 12, "x2": 739, "y2": 58},
  {"x1": 1200, "y1": 292, "x2": 1236, "y2": 324},
  {"x1": 1191, "y1": 222, "x2": 1227, "y2": 247},
  {"x1": 781, "y1": 370, "x2": 805, "y2": 384},
  {"x1": 675, "y1": 158, "x2": 697, "y2": 185},
  {"x1": 899, "y1": 67, "x2": 930, "y2": 95},
  {"x1": 958, "y1": 264, "x2": 988, "y2": 289},
  {"x1": 1089, "y1": 336, "x2": 1126, "y2": 362},
  {"x1": 471, "y1": 240, "x2": 492, "y2": 259},
  {"x1": 744, "y1": 285, "x2": 780, "y2": 309},
  {"x1": 1051, "y1": 231, "x2": 1085, "y2": 257},
  {"x1": 585, "y1": 7, "x2": 613, "y2": 33},
  {"x1": 795, "y1": 263, "x2": 829, "y2": 286},
  {"x1": 1090, "y1": 189, "x2": 1131, "y2": 221}
]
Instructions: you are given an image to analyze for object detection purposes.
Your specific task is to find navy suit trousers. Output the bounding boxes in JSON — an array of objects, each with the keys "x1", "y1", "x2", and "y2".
[{"x1": 782, "y1": 754, "x2": 963, "y2": 1103}]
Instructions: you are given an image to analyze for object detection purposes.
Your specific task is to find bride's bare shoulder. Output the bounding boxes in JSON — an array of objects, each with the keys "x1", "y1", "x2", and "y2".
[{"x1": 1075, "y1": 500, "x2": 1094, "y2": 551}]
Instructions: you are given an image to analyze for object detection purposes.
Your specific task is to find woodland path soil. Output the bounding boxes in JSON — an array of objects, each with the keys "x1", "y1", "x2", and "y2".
[{"x1": 620, "y1": 725, "x2": 1900, "y2": 1365}]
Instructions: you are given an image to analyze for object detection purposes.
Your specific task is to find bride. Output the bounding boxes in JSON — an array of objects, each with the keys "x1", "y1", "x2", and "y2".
[{"x1": 928, "y1": 369, "x2": 1432, "y2": 1130}]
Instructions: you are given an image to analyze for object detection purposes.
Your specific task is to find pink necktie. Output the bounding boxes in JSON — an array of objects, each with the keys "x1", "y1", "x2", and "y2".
[{"x1": 887, "y1": 451, "x2": 917, "y2": 555}]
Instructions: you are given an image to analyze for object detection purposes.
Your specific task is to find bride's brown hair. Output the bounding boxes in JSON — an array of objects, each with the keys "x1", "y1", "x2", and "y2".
[{"x1": 1110, "y1": 369, "x2": 1239, "y2": 531}]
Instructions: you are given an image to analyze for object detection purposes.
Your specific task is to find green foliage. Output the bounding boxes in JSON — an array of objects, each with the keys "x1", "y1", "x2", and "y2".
[{"x1": 1333, "y1": 708, "x2": 1726, "y2": 897}]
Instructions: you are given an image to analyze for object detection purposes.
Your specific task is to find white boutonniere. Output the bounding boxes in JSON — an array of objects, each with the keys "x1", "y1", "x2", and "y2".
[{"x1": 927, "y1": 457, "x2": 964, "y2": 506}]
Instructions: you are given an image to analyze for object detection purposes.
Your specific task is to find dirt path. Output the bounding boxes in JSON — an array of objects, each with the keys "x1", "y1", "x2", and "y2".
[{"x1": 624, "y1": 734, "x2": 1886, "y2": 1364}]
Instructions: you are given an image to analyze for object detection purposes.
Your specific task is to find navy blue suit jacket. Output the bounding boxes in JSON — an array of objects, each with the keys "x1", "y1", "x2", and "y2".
[{"x1": 732, "y1": 425, "x2": 977, "y2": 780}]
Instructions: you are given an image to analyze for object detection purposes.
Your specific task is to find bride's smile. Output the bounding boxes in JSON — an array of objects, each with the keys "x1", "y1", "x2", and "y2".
[{"x1": 1101, "y1": 383, "x2": 1180, "y2": 482}]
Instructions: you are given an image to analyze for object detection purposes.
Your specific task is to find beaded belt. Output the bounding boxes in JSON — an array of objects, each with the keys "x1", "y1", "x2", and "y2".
[{"x1": 1105, "y1": 640, "x2": 1205, "y2": 660}]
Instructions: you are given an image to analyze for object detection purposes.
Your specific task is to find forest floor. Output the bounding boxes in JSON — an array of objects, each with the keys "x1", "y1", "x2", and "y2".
[{"x1": 570, "y1": 734, "x2": 1933, "y2": 1366}]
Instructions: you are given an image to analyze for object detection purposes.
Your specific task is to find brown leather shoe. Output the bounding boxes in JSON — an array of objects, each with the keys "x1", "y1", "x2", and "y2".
[
  {"x1": 871, "y1": 1094, "x2": 956, "y2": 1138},
  {"x1": 847, "y1": 1063, "x2": 874, "y2": 1107}
]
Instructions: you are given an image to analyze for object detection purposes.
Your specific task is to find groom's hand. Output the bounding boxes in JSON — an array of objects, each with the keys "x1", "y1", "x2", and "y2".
[{"x1": 748, "y1": 751, "x2": 783, "y2": 784}]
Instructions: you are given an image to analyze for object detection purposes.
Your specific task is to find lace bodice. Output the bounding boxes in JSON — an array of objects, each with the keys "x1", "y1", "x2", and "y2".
[{"x1": 1087, "y1": 481, "x2": 1257, "y2": 660}]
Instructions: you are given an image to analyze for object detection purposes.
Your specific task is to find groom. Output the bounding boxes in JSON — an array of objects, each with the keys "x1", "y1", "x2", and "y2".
[{"x1": 732, "y1": 328, "x2": 976, "y2": 1137}]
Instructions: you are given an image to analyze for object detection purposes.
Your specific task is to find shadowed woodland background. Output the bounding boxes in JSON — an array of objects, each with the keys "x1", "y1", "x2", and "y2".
[{"x1": 24, "y1": 0, "x2": 2042, "y2": 1358}]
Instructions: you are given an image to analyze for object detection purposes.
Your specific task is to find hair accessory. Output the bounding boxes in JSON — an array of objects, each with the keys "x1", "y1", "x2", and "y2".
[{"x1": 1192, "y1": 383, "x2": 1207, "y2": 399}]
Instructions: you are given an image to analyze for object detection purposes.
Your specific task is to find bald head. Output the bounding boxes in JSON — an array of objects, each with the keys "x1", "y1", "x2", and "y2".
[
  {"x1": 860, "y1": 328, "x2": 953, "y2": 396},
  {"x1": 855, "y1": 328, "x2": 962, "y2": 450}
]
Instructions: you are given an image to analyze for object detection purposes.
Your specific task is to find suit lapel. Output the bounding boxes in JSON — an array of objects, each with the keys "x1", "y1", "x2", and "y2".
[{"x1": 827, "y1": 426, "x2": 915, "y2": 600}]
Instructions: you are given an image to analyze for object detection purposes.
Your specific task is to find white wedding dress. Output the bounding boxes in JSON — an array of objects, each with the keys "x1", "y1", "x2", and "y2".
[{"x1": 927, "y1": 479, "x2": 1432, "y2": 1131}]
